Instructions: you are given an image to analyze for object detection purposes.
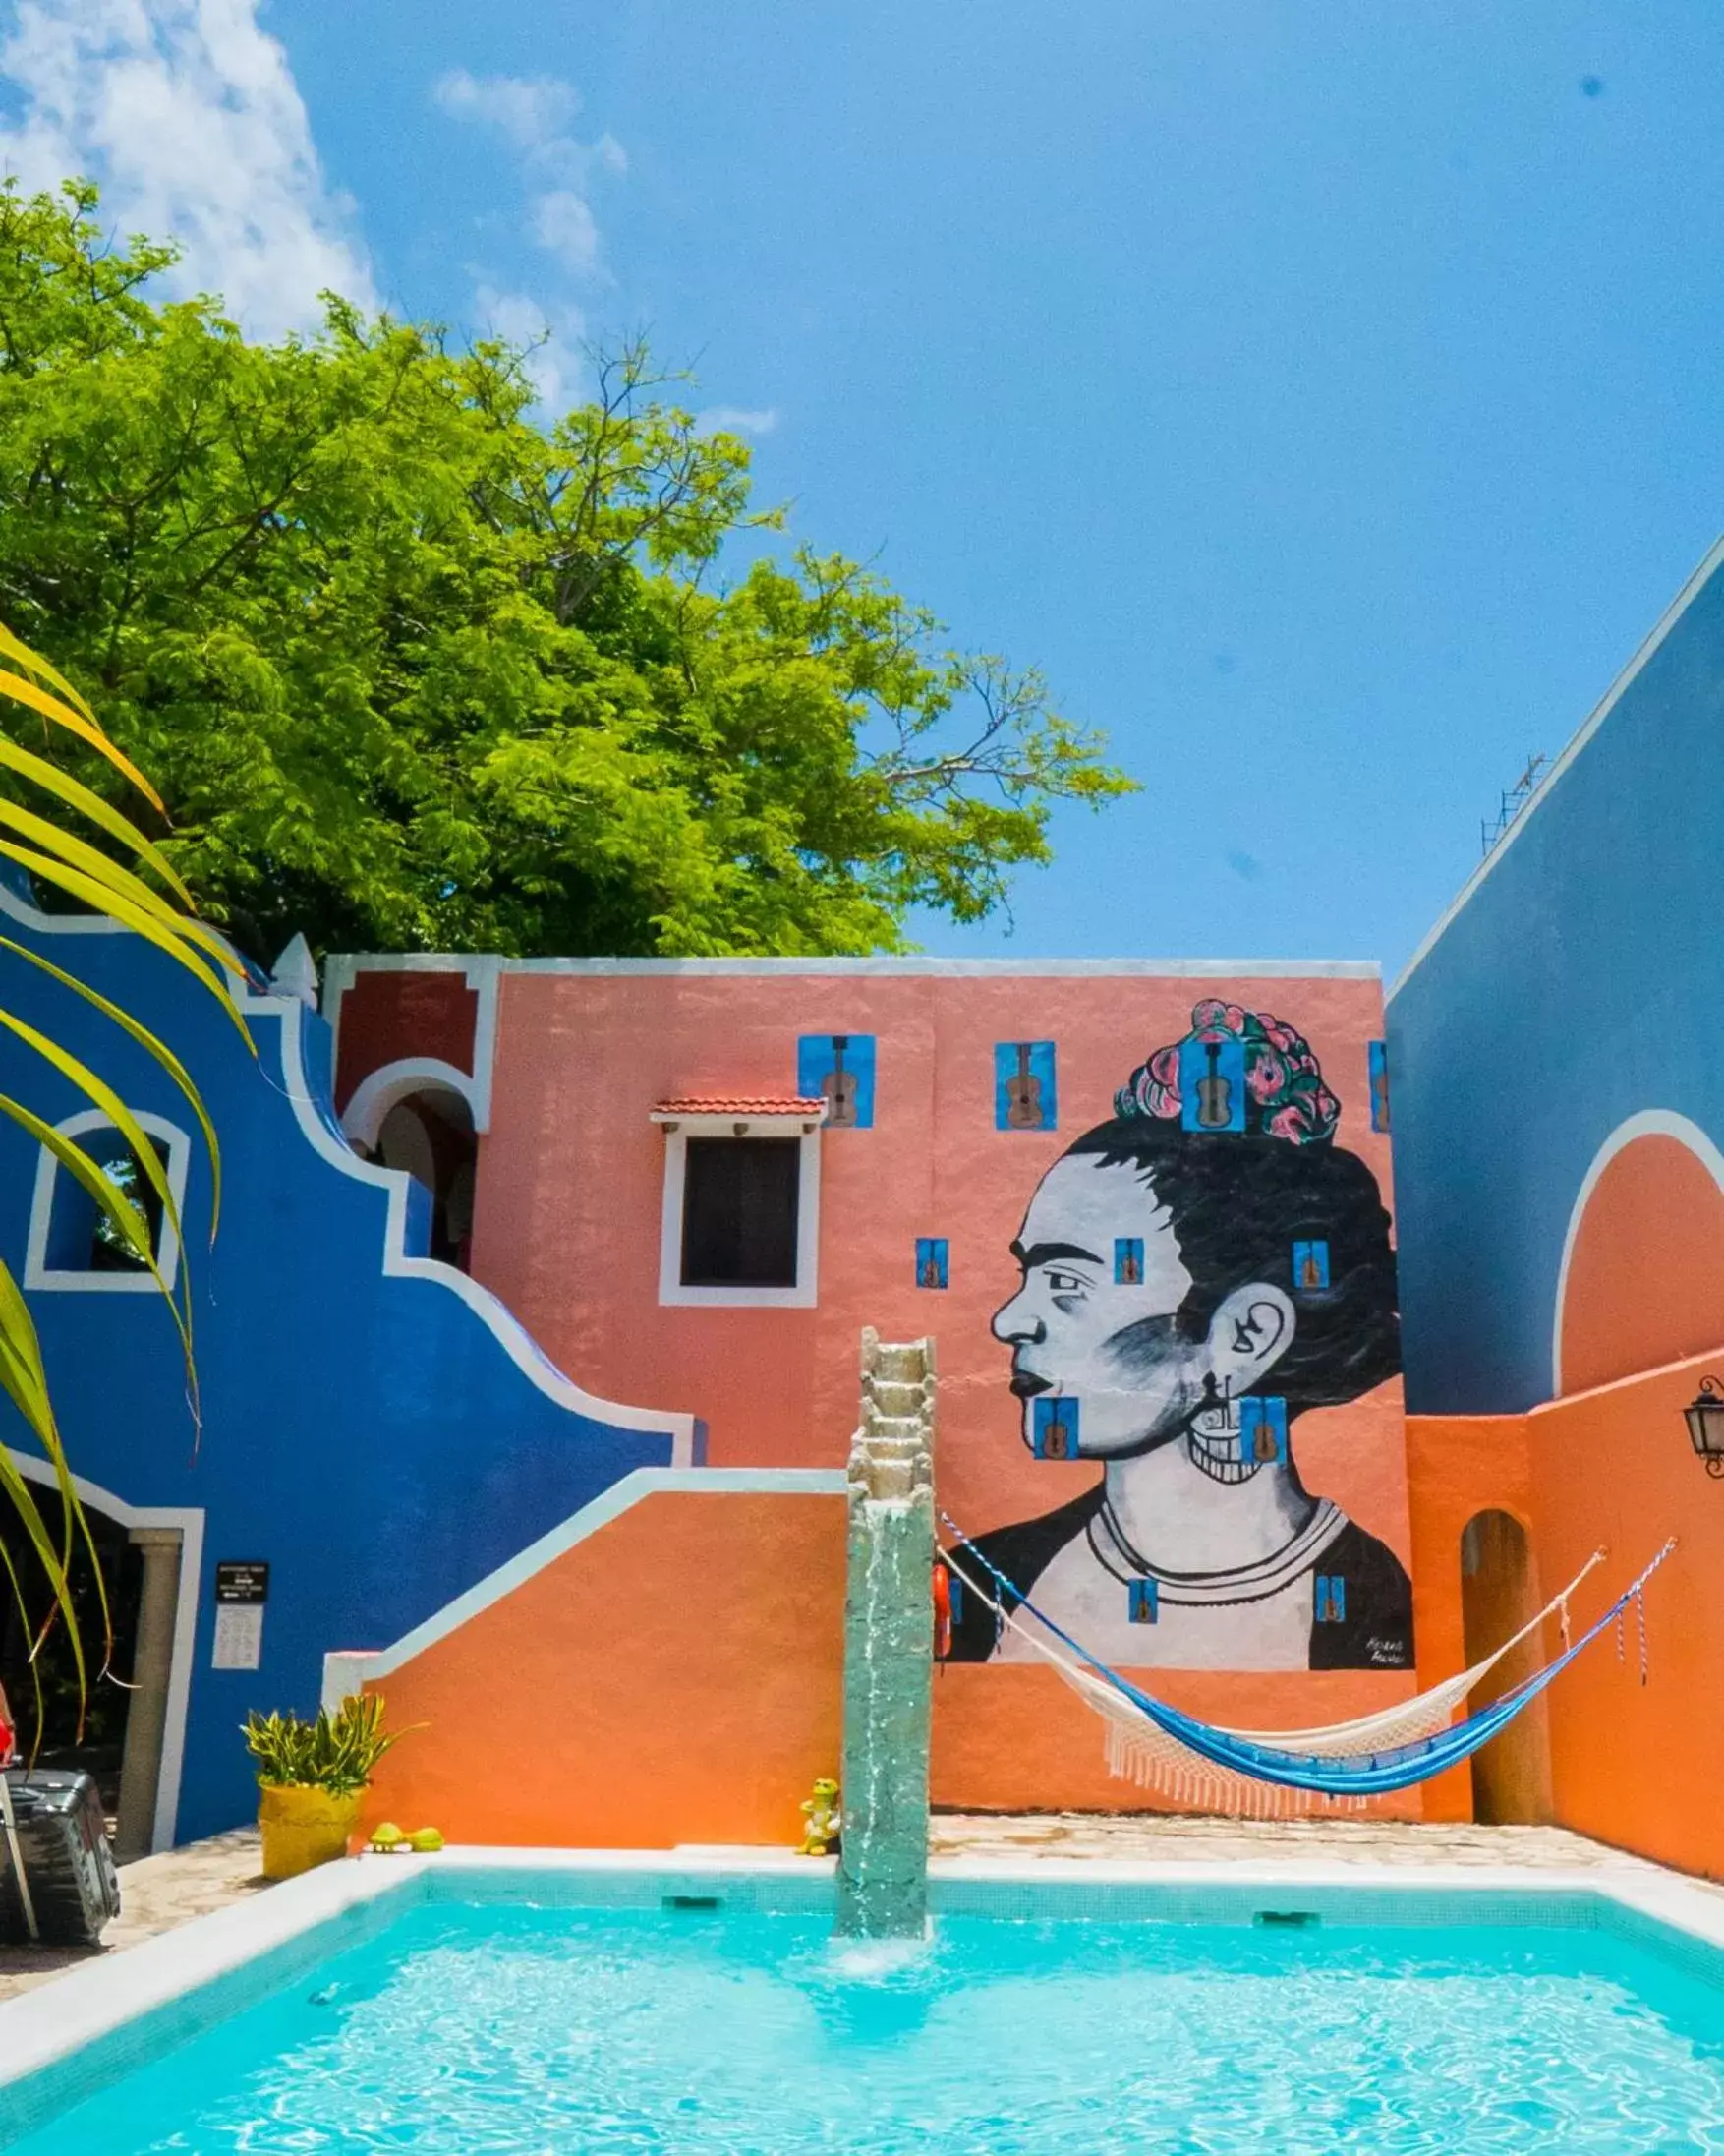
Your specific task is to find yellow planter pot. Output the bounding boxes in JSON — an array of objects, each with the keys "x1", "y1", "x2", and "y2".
[{"x1": 258, "y1": 1783, "x2": 364, "y2": 1880}]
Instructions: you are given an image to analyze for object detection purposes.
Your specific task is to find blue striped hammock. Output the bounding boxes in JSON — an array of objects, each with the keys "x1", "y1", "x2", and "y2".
[{"x1": 943, "y1": 1527, "x2": 1674, "y2": 1808}]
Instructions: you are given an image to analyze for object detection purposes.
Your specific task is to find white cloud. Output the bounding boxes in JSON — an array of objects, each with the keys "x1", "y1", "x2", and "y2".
[
  {"x1": 473, "y1": 283, "x2": 586, "y2": 412},
  {"x1": 432, "y1": 68, "x2": 618, "y2": 282},
  {"x1": 432, "y1": 69, "x2": 577, "y2": 155},
  {"x1": 533, "y1": 188, "x2": 599, "y2": 275},
  {"x1": 0, "y1": 0, "x2": 374, "y2": 339},
  {"x1": 699, "y1": 406, "x2": 780, "y2": 437}
]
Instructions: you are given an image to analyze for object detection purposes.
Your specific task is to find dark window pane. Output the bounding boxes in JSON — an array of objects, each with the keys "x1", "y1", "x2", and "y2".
[
  {"x1": 681, "y1": 1137, "x2": 800, "y2": 1287},
  {"x1": 88, "y1": 1139, "x2": 164, "y2": 1272}
]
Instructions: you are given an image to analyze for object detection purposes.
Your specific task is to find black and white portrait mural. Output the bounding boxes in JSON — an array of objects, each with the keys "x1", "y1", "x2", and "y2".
[{"x1": 949, "y1": 1001, "x2": 1412, "y2": 1672}]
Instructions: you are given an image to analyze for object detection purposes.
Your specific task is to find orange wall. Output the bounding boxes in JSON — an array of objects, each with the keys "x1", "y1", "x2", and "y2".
[
  {"x1": 358, "y1": 1490, "x2": 846, "y2": 1849},
  {"x1": 1403, "y1": 1412, "x2": 1534, "y2": 1822},
  {"x1": 1408, "y1": 1352, "x2": 1724, "y2": 1875},
  {"x1": 355, "y1": 1478, "x2": 1426, "y2": 1846},
  {"x1": 931, "y1": 1663, "x2": 1423, "y2": 1818},
  {"x1": 1559, "y1": 1135, "x2": 1724, "y2": 1394},
  {"x1": 1524, "y1": 1351, "x2": 1723, "y2": 1878}
]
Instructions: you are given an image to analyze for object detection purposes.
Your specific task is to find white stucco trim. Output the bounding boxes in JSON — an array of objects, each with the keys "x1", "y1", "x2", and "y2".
[
  {"x1": 320, "y1": 1466, "x2": 847, "y2": 1707},
  {"x1": 1550, "y1": 1109, "x2": 1724, "y2": 1397},
  {"x1": 23, "y1": 1108, "x2": 194, "y2": 1296},
  {"x1": 1392, "y1": 534, "x2": 1724, "y2": 1002},
  {"x1": 0, "y1": 878, "x2": 696, "y2": 1439},
  {"x1": 656, "y1": 1123, "x2": 822, "y2": 1309},
  {"x1": 0, "y1": 876, "x2": 260, "y2": 986},
  {"x1": 340, "y1": 1058, "x2": 480, "y2": 1150},
  {"x1": 467, "y1": 956, "x2": 500, "y2": 1133},
  {"x1": 321, "y1": 952, "x2": 500, "y2": 1134},
  {"x1": 323, "y1": 953, "x2": 1381, "y2": 980},
  {"x1": 239, "y1": 983, "x2": 702, "y2": 1460},
  {"x1": 0, "y1": 878, "x2": 130, "y2": 937},
  {"x1": 4, "y1": 1449, "x2": 203, "y2": 1855}
]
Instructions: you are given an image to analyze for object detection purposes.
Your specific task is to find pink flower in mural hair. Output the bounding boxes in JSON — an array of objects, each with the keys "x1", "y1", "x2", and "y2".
[
  {"x1": 1143, "y1": 1044, "x2": 1182, "y2": 1118},
  {"x1": 1117, "y1": 998, "x2": 1341, "y2": 1144}
]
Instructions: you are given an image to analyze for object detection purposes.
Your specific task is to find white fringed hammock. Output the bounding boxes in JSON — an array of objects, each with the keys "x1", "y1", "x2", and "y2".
[{"x1": 942, "y1": 1540, "x2": 1605, "y2": 1818}]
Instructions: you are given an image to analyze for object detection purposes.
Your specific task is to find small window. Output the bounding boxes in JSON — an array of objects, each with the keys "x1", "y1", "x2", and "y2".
[
  {"x1": 26, "y1": 1112, "x2": 191, "y2": 1295},
  {"x1": 680, "y1": 1137, "x2": 800, "y2": 1288},
  {"x1": 86, "y1": 1139, "x2": 166, "y2": 1273},
  {"x1": 46, "y1": 1133, "x2": 167, "y2": 1274}
]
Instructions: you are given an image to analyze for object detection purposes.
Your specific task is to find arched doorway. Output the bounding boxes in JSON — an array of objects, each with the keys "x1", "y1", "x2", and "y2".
[
  {"x1": 1460, "y1": 1509, "x2": 1553, "y2": 1825},
  {"x1": 374, "y1": 1087, "x2": 478, "y2": 1270}
]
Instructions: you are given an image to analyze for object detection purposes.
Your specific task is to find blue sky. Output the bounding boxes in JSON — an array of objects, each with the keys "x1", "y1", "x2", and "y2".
[{"x1": 3, "y1": 2, "x2": 1721, "y2": 973}]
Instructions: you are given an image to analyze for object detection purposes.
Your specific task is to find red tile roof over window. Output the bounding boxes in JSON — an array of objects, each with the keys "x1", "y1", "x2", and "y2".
[{"x1": 651, "y1": 1095, "x2": 827, "y2": 1118}]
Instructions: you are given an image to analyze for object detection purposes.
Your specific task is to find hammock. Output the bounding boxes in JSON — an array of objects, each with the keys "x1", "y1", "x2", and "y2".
[
  {"x1": 948, "y1": 1546, "x2": 1600, "y2": 1816},
  {"x1": 943, "y1": 1532, "x2": 1602, "y2": 1815},
  {"x1": 942, "y1": 1522, "x2": 1673, "y2": 1810}
]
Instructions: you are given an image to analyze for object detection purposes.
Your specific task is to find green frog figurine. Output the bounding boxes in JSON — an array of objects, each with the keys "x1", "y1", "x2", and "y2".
[{"x1": 797, "y1": 1777, "x2": 841, "y2": 1856}]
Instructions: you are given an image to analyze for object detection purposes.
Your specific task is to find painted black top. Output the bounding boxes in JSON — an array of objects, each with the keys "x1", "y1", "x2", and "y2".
[{"x1": 946, "y1": 1485, "x2": 1414, "y2": 1671}]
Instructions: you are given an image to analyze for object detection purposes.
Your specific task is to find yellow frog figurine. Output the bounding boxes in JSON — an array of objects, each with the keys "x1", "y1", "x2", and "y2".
[{"x1": 798, "y1": 1777, "x2": 841, "y2": 1856}]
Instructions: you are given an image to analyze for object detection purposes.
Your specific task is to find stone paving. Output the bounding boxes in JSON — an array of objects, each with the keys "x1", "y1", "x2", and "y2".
[
  {"x1": 928, "y1": 1810, "x2": 1668, "y2": 1869},
  {"x1": 1, "y1": 1814, "x2": 1716, "y2": 2007},
  {"x1": 0, "y1": 1828, "x2": 265, "y2": 2004}
]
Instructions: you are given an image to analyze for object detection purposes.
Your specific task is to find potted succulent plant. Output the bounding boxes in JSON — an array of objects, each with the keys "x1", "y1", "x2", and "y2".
[{"x1": 243, "y1": 1695, "x2": 412, "y2": 1880}]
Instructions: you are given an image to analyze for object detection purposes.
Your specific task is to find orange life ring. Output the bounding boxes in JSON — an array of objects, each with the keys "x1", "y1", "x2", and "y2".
[{"x1": 932, "y1": 1558, "x2": 952, "y2": 1660}]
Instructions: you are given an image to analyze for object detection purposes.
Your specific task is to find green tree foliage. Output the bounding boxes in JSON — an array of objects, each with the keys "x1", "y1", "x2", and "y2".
[{"x1": 0, "y1": 182, "x2": 1134, "y2": 963}]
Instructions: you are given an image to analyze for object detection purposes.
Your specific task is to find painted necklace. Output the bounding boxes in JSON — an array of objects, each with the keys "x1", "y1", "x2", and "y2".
[{"x1": 1087, "y1": 1494, "x2": 1349, "y2": 1618}]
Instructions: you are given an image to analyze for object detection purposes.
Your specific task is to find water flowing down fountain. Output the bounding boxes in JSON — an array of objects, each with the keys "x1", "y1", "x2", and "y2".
[{"x1": 834, "y1": 1328, "x2": 936, "y2": 1939}]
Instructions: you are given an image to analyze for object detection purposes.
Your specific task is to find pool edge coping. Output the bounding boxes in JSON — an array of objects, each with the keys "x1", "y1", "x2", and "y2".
[{"x1": 2, "y1": 1846, "x2": 1722, "y2": 2100}]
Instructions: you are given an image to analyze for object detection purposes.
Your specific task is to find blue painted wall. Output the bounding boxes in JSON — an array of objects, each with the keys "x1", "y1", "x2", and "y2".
[
  {"x1": 0, "y1": 893, "x2": 687, "y2": 1843},
  {"x1": 1388, "y1": 542, "x2": 1724, "y2": 1416}
]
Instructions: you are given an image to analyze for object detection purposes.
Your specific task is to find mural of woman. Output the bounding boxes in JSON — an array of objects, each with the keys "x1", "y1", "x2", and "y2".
[{"x1": 949, "y1": 1002, "x2": 1411, "y2": 1672}]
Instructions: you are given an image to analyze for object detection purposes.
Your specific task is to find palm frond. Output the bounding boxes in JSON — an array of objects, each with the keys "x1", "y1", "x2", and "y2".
[{"x1": 0, "y1": 623, "x2": 244, "y2": 1748}]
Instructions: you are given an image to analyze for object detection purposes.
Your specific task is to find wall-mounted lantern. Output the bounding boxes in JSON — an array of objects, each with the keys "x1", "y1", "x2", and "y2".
[{"x1": 1682, "y1": 1376, "x2": 1724, "y2": 1477}]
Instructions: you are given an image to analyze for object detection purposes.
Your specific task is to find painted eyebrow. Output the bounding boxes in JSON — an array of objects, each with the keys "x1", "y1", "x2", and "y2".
[{"x1": 1010, "y1": 1239, "x2": 1104, "y2": 1269}]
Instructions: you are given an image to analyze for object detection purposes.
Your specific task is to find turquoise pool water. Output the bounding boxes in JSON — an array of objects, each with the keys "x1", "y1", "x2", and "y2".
[{"x1": 8, "y1": 1899, "x2": 1724, "y2": 2153}]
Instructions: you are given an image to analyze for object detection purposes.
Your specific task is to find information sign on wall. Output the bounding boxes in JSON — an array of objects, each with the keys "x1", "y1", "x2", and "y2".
[{"x1": 211, "y1": 1559, "x2": 269, "y2": 1672}]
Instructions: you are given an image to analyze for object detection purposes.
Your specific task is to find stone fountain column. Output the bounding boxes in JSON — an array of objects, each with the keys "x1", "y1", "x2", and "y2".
[{"x1": 834, "y1": 1328, "x2": 935, "y2": 1939}]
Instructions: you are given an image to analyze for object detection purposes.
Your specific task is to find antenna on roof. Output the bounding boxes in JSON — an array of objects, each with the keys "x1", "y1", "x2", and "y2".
[{"x1": 1480, "y1": 753, "x2": 1549, "y2": 858}]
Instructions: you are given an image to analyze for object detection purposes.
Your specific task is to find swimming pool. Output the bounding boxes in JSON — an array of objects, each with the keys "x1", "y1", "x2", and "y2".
[{"x1": 6, "y1": 1860, "x2": 1724, "y2": 2153}]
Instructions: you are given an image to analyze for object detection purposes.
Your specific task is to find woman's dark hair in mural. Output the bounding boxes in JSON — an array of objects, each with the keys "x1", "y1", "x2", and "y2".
[
  {"x1": 949, "y1": 1000, "x2": 1409, "y2": 1669},
  {"x1": 1064, "y1": 1129, "x2": 1400, "y2": 1418},
  {"x1": 1076, "y1": 998, "x2": 1400, "y2": 1417}
]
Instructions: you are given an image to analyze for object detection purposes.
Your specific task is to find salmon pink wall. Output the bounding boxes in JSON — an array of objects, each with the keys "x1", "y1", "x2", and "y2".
[
  {"x1": 471, "y1": 967, "x2": 1406, "y2": 1545},
  {"x1": 463, "y1": 963, "x2": 1416, "y2": 1733}
]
